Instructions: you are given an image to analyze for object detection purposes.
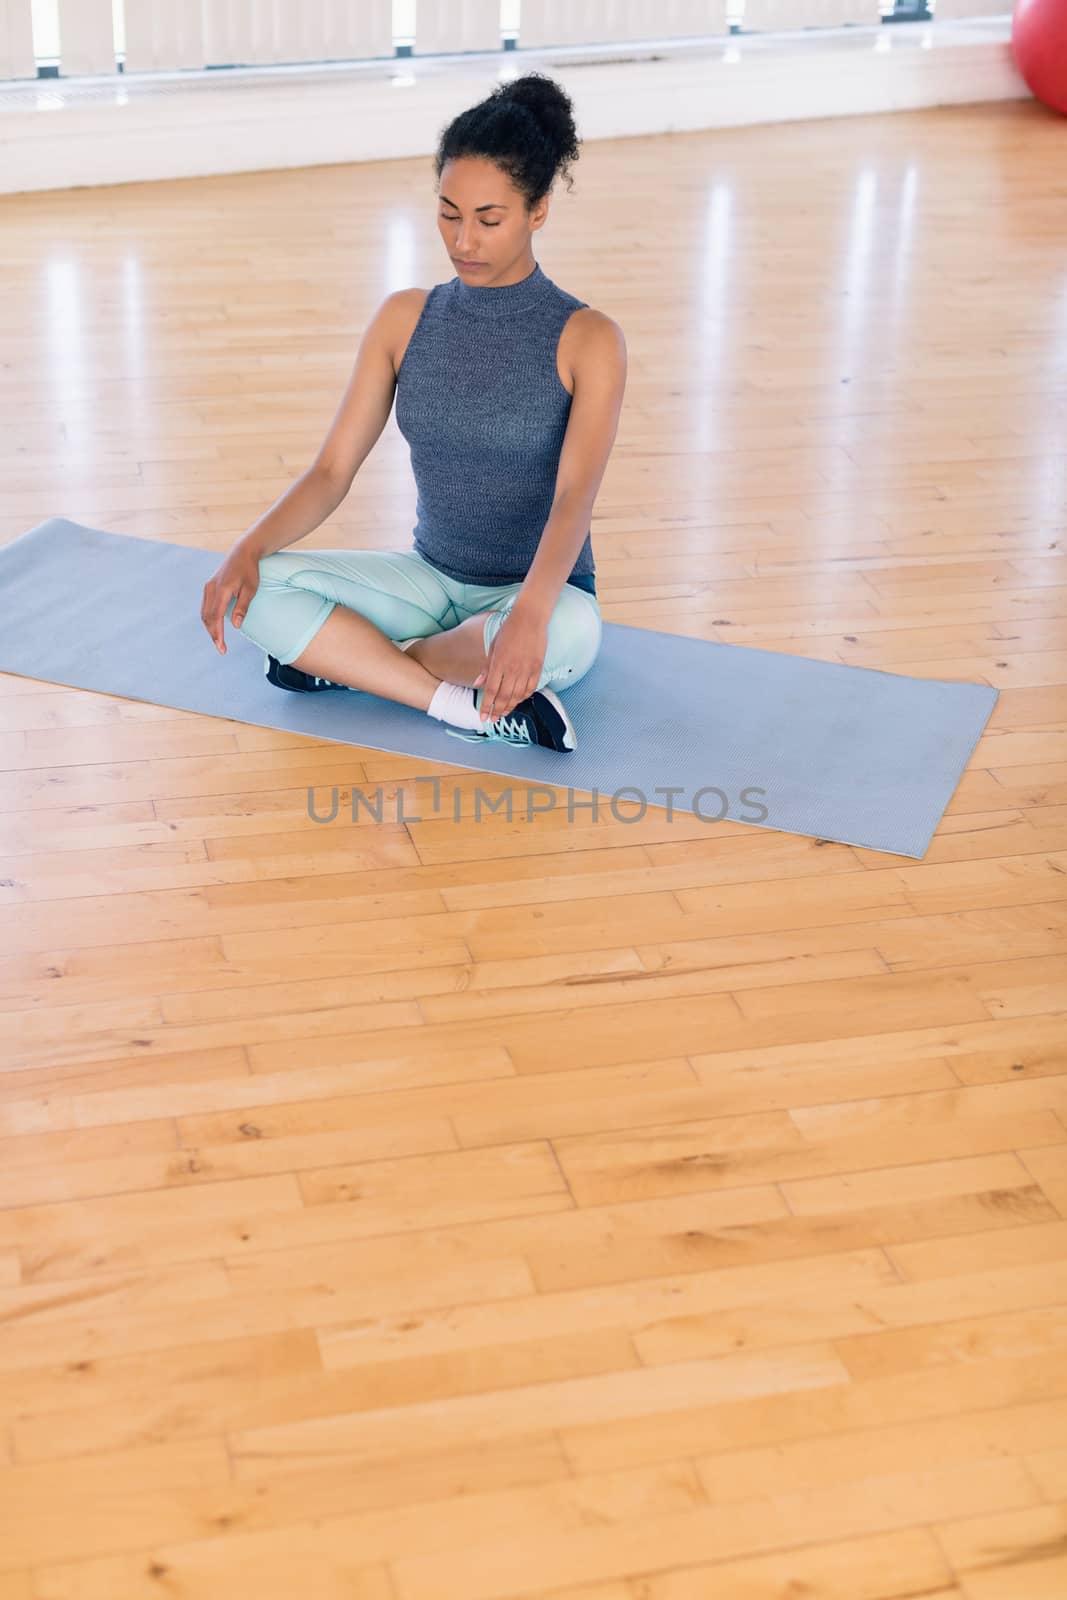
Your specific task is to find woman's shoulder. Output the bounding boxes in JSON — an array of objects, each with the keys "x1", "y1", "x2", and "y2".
[
  {"x1": 553, "y1": 276, "x2": 623, "y2": 339},
  {"x1": 557, "y1": 305, "x2": 625, "y2": 397},
  {"x1": 386, "y1": 284, "x2": 433, "y2": 323},
  {"x1": 563, "y1": 304, "x2": 626, "y2": 358},
  {"x1": 567, "y1": 303, "x2": 620, "y2": 333},
  {"x1": 385, "y1": 286, "x2": 435, "y2": 381}
]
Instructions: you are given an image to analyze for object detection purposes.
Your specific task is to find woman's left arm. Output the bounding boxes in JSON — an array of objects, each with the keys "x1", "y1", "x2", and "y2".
[
  {"x1": 516, "y1": 311, "x2": 628, "y2": 619},
  {"x1": 475, "y1": 313, "x2": 628, "y2": 721}
]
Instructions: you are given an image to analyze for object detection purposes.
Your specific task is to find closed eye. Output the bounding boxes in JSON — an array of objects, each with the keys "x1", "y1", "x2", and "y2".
[{"x1": 440, "y1": 213, "x2": 500, "y2": 226}]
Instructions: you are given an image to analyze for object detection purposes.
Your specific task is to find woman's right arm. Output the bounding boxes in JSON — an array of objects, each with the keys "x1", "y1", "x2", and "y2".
[
  {"x1": 201, "y1": 291, "x2": 410, "y2": 654},
  {"x1": 200, "y1": 466, "x2": 348, "y2": 655}
]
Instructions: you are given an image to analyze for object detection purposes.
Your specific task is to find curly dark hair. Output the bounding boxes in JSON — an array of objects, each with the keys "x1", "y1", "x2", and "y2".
[{"x1": 433, "y1": 72, "x2": 581, "y2": 211}]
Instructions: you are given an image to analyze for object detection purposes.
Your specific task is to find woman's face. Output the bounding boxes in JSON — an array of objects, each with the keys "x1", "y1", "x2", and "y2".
[{"x1": 437, "y1": 157, "x2": 547, "y2": 285}]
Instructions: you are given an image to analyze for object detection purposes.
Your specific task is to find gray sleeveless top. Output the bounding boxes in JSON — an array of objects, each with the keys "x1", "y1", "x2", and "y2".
[{"x1": 395, "y1": 260, "x2": 597, "y2": 595}]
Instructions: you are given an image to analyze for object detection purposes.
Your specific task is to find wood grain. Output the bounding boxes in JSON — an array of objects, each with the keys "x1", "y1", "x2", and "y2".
[{"x1": 1, "y1": 99, "x2": 1065, "y2": 1600}]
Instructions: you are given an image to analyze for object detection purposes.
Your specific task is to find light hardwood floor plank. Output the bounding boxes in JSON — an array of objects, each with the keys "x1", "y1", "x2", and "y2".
[{"x1": 0, "y1": 98, "x2": 1064, "y2": 1598}]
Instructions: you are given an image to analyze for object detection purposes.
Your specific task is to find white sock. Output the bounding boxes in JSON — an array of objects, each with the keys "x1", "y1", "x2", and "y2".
[{"x1": 427, "y1": 680, "x2": 483, "y2": 730}]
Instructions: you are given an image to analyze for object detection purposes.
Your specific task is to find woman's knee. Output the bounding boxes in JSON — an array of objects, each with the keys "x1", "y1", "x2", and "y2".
[
  {"x1": 231, "y1": 563, "x2": 336, "y2": 665},
  {"x1": 542, "y1": 588, "x2": 603, "y2": 689},
  {"x1": 482, "y1": 586, "x2": 602, "y2": 687}
]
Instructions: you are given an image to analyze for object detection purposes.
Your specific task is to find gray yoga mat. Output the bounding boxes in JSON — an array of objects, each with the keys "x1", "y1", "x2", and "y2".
[{"x1": 0, "y1": 518, "x2": 999, "y2": 859}]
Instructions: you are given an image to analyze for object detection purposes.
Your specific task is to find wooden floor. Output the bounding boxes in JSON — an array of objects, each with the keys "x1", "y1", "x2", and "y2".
[{"x1": 1, "y1": 98, "x2": 1066, "y2": 1600}]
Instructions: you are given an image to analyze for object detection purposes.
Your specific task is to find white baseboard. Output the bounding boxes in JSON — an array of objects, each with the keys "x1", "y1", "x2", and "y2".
[{"x1": 0, "y1": 18, "x2": 1025, "y2": 196}]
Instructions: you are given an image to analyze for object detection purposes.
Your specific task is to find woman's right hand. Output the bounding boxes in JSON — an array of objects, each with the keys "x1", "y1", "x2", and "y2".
[{"x1": 201, "y1": 543, "x2": 262, "y2": 656}]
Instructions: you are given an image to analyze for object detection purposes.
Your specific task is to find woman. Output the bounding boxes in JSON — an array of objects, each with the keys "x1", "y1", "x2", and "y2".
[{"x1": 201, "y1": 72, "x2": 627, "y2": 752}]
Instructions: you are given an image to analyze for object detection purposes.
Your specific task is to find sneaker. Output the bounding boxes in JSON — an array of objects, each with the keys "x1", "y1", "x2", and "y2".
[
  {"x1": 445, "y1": 686, "x2": 577, "y2": 752},
  {"x1": 264, "y1": 654, "x2": 352, "y2": 693}
]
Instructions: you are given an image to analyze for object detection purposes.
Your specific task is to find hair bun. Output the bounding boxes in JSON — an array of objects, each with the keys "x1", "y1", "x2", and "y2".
[{"x1": 500, "y1": 73, "x2": 568, "y2": 117}]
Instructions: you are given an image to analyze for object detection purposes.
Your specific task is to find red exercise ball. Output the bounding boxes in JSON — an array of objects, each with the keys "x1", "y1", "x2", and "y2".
[{"x1": 1012, "y1": 0, "x2": 1067, "y2": 115}]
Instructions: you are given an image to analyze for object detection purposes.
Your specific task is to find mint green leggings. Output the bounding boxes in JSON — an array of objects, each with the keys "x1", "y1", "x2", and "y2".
[{"x1": 230, "y1": 547, "x2": 604, "y2": 692}]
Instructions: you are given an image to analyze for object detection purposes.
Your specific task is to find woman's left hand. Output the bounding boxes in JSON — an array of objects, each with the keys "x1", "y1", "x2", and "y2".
[{"x1": 474, "y1": 605, "x2": 548, "y2": 723}]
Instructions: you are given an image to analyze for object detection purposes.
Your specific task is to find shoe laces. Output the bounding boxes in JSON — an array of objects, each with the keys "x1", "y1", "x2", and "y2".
[{"x1": 445, "y1": 709, "x2": 534, "y2": 746}]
